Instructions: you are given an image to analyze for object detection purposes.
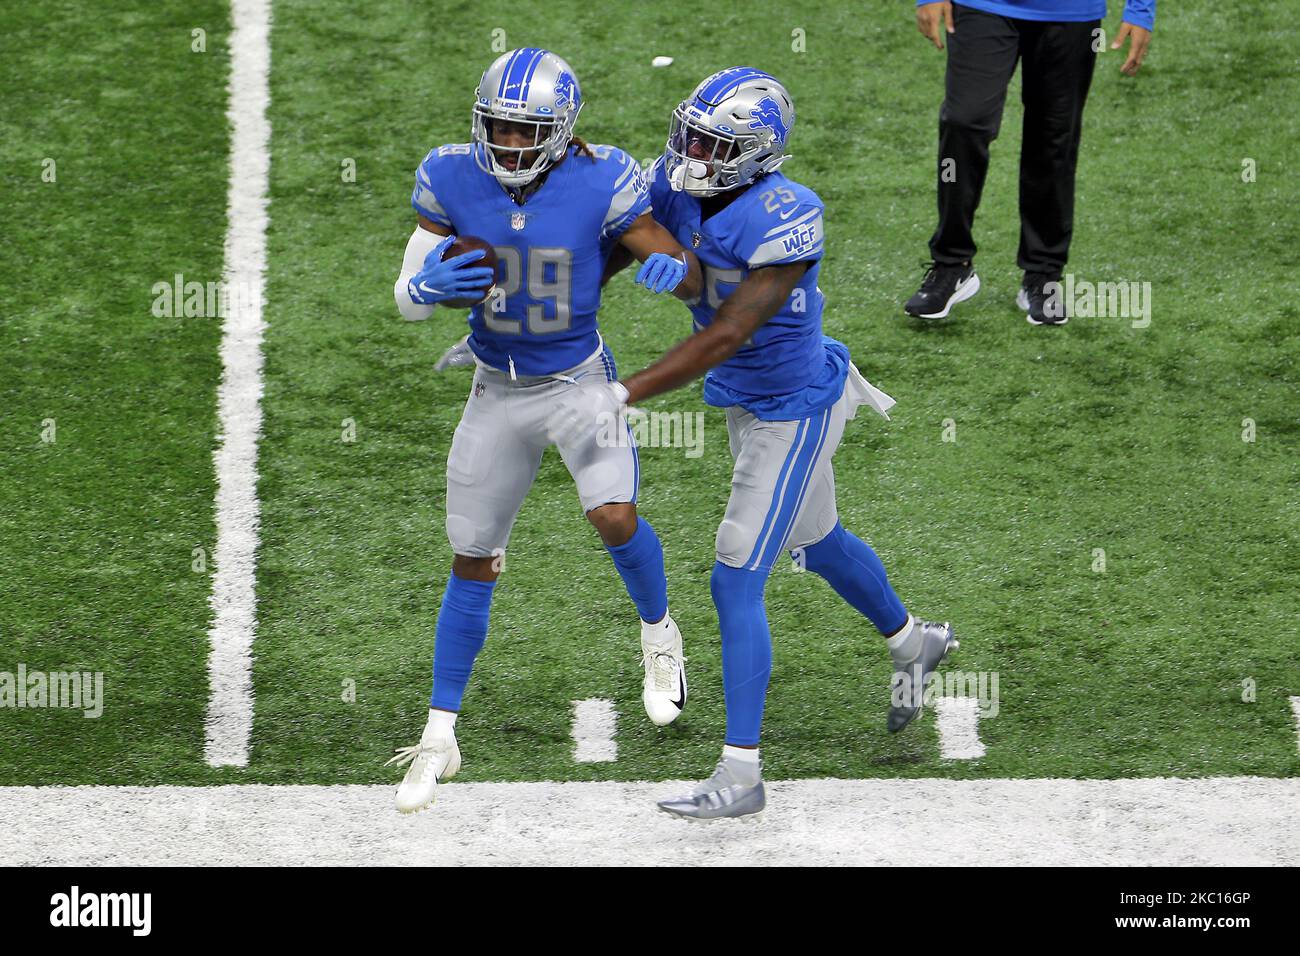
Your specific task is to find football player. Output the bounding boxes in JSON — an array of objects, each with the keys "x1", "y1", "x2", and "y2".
[
  {"x1": 389, "y1": 48, "x2": 702, "y2": 813},
  {"x1": 550, "y1": 68, "x2": 957, "y2": 819}
]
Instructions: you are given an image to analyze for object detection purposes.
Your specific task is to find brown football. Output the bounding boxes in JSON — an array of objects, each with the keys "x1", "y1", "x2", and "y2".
[{"x1": 441, "y1": 235, "x2": 499, "y2": 309}]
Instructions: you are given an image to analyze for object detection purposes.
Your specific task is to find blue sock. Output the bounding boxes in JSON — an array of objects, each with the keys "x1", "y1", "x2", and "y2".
[
  {"x1": 711, "y1": 561, "x2": 773, "y2": 747},
  {"x1": 429, "y1": 573, "x2": 497, "y2": 712},
  {"x1": 605, "y1": 517, "x2": 669, "y2": 624},
  {"x1": 799, "y1": 522, "x2": 908, "y2": 635}
]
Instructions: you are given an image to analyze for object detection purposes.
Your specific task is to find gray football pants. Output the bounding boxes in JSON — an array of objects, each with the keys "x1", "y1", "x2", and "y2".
[
  {"x1": 444, "y1": 346, "x2": 638, "y2": 558},
  {"x1": 715, "y1": 389, "x2": 850, "y2": 572}
]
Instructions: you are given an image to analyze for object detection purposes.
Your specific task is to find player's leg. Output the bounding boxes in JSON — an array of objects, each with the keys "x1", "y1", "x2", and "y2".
[
  {"x1": 552, "y1": 351, "x2": 684, "y2": 726},
  {"x1": 586, "y1": 500, "x2": 687, "y2": 726},
  {"x1": 659, "y1": 404, "x2": 836, "y2": 819},
  {"x1": 786, "y1": 394, "x2": 957, "y2": 733},
  {"x1": 391, "y1": 368, "x2": 544, "y2": 813},
  {"x1": 787, "y1": 464, "x2": 909, "y2": 636},
  {"x1": 587, "y1": 503, "x2": 667, "y2": 627}
]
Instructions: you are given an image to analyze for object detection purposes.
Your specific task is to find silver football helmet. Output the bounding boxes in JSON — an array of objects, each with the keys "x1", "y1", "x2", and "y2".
[
  {"x1": 471, "y1": 47, "x2": 583, "y2": 187},
  {"x1": 665, "y1": 67, "x2": 795, "y2": 197}
]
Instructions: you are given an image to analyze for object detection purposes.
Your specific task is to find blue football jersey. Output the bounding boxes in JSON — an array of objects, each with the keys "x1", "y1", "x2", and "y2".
[
  {"x1": 412, "y1": 143, "x2": 650, "y2": 376},
  {"x1": 648, "y1": 158, "x2": 848, "y2": 421}
]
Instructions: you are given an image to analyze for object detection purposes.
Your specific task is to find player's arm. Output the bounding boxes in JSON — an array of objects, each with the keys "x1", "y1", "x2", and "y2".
[
  {"x1": 393, "y1": 216, "x2": 494, "y2": 321},
  {"x1": 602, "y1": 243, "x2": 635, "y2": 287},
  {"x1": 616, "y1": 212, "x2": 703, "y2": 301},
  {"x1": 546, "y1": 262, "x2": 806, "y2": 442},
  {"x1": 417, "y1": 215, "x2": 450, "y2": 238},
  {"x1": 622, "y1": 261, "x2": 808, "y2": 404}
]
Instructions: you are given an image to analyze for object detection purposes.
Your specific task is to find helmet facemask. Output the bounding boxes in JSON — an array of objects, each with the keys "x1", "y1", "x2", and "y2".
[
  {"x1": 472, "y1": 103, "x2": 581, "y2": 188},
  {"x1": 665, "y1": 107, "x2": 742, "y2": 196}
]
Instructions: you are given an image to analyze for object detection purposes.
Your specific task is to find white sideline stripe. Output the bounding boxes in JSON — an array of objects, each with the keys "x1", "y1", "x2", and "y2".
[
  {"x1": 205, "y1": 0, "x2": 272, "y2": 768},
  {"x1": 2, "y1": 779, "x2": 1297, "y2": 866},
  {"x1": 572, "y1": 698, "x2": 617, "y2": 763},
  {"x1": 1292, "y1": 697, "x2": 1300, "y2": 754},
  {"x1": 936, "y1": 696, "x2": 985, "y2": 760}
]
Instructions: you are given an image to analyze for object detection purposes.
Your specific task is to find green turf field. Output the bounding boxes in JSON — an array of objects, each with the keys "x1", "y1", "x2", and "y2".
[{"x1": 2, "y1": 0, "x2": 1297, "y2": 787}]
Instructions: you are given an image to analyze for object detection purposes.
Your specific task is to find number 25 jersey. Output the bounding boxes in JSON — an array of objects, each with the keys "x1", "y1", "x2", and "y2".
[{"x1": 648, "y1": 157, "x2": 849, "y2": 421}]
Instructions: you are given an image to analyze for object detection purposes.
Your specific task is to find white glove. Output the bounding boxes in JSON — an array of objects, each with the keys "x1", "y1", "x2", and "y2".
[
  {"x1": 546, "y1": 380, "x2": 629, "y2": 446},
  {"x1": 434, "y1": 335, "x2": 476, "y2": 372}
]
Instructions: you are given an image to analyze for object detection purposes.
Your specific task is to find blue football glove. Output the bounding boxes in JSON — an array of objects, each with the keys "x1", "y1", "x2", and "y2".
[
  {"x1": 408, "y1": 235, "x2": 497, "y2": 305},
  {"x1": 635, "y1": 253, "x2": 688, "y2": 295}
]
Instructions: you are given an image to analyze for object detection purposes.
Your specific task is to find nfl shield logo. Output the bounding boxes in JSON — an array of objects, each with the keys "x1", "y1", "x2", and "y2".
[
  {"x1": 474, "y1": 381, "x2": 486, "y2": 397},
  {"x1": 511, "y1": 212, "x2": 527, "y2": 231},
  {"x1": 691, "y1": 232, "x2": 702, "y2": 248}
]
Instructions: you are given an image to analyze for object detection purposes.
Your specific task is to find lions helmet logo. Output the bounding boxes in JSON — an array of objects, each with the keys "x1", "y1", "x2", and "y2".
[
  {"x1": 554, "y1": 70, "x2": 579, "y2": 109},
  {"x1": 747, "y1": 96, "x2": 789, "y2": 146}
]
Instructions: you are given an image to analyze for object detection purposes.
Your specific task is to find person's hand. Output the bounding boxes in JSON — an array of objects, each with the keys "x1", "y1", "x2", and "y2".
[
  {"x1": 407, "y1": 236, "x2": 496, "y2": 305},
  {"x1": 916, "y1": 1, "x2": 954, "y2": 50},
  {"x1": 635, "y1": 253, "x2": 688, "y2": 294},
  {"x1": 546, "y1": 381, "x2": 628, "y2": 446},
  {"x1": 1111, "y1": 22, "x2": 1152, "y2": 76}
]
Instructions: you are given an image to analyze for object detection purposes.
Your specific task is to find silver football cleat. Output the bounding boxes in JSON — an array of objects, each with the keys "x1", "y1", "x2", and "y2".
[
  {"x1": 888, "y1": 620, "x2": 959, "y2": 732},
  {"x1": 657, "y1": 758, "x2": 766, "y2": 820}
]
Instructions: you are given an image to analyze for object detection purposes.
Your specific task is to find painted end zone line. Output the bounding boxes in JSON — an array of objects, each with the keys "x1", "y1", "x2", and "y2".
[
  {"x1": 2, "y1": 778, "x2": 1296, "y2": 866},
  {"x1": 205, "y1": 0, "x2": 272, "y2": 768},
  {"x1": 936, "y1": 696, "x2": 985, "y2": 760},
  {"x1": 572, "y1": 698, "x2": 617, "y2": 763}
]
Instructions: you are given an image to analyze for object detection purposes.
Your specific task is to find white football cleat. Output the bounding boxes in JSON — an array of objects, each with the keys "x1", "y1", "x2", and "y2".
[
  {"x1": 641, "y1": 614, "x2": 687, "y2": 726},
  {"x1": 387, "y1": 726, "x2": 461, "y2": 814}
]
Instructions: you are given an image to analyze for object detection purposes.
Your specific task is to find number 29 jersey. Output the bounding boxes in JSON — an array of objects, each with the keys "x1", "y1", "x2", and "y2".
[{"x1": 412, "y1": 142, "x2": 650, "y2": 376}]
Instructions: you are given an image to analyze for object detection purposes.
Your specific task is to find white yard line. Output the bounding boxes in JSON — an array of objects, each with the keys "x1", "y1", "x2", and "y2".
[
  {"x1": 572, "y1": 699, "x2": 618, "y2": 762},
  {"x1": 2, "y1": 778, "x2": 1296, "y2": 866},
  {"x1": 935, "y1": 696, "x2": 986, "y2": 760},
  {"x1": 205, "y1": 0, "x2": 272, "y2": 768}
]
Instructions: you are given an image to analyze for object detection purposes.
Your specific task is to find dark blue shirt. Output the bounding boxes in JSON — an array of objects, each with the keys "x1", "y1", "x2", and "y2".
[{"x1": 916, "y1": 0, "x2": 1156, "y2": 31}]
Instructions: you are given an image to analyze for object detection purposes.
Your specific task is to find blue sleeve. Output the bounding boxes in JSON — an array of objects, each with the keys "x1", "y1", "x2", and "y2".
[
  {"x1": 411, "y1": 145, "x2": 462, "y2": 228},
  {"x1": 589, "y1": 145, "x2": 651, "y2": 240},
  {"x1": 1121, "y1": 0, "x2": 1155, "y2": 30},
  {"x1": 647, "y1": 156, "x2": 670, "y2": 217},
  {"x1": 735, "y1": 187, "x2": 825, "y2": 269}
]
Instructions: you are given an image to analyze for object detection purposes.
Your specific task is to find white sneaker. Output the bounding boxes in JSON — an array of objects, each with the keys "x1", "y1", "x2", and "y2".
[
  {"x1": 641, "y1": 615, "x2": 687, "y2": 726},
  {"x1": 387, "y1": 726, "x2": 461, "y2": 814}
]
